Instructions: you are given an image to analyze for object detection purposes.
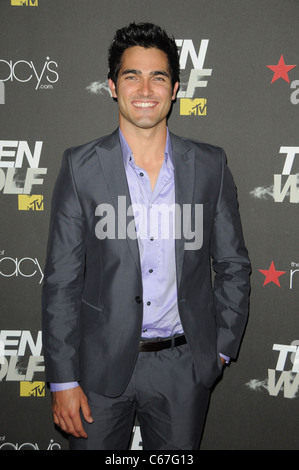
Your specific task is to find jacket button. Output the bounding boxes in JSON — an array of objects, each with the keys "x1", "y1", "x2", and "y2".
[{"x1": 135, "y1": 296, "x2": 142, "y2": 304}]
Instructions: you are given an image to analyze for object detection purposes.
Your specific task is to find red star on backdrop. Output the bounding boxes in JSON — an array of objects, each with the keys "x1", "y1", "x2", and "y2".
[
  {"x1": 267, "y1": 55, "x2": 296, "y2": 83},
  {"x1": 259, "y1": 261, "x2": 286, "y2": 287}
]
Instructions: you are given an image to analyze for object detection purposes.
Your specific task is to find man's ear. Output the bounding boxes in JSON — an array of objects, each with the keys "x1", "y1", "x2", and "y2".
[
  {"x1": 108, "y1": 78, "x2": 117, "y2": 98},
  {"x1": 172, "y1": 81, "x2": 179, "y2": 101}
]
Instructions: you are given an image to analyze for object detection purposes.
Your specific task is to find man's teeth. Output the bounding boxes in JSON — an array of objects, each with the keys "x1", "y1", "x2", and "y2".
[{"x1": 134, "y1": 102, "x2": 155, "y2": 108}]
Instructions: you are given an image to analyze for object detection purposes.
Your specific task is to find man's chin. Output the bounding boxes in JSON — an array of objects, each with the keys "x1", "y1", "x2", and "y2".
[{"x1": 131, "y1": 117, "x2": 166, "y2": 130}]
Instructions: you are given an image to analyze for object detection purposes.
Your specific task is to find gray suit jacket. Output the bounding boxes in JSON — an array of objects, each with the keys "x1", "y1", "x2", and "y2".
[{"x1": 42, "y1": 128, "x2": 251, "y2": 396}]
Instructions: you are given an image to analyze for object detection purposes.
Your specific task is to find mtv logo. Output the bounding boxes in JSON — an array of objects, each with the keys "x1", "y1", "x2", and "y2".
[
  {"x1": 11, "y1": 0, "x2": 28, "y2": 5},
  {"x1": 18, "y1": 195, "x2": 44, "y2": 210},
  {"x1": 180, "y1": 98, "x2": 207, "y2": 116},
  {"x1": 20, "y1": 381, "x2": 45, "y2": 397},
  {"x1": 11, "y1": 0, "x2": 38, "y2": 6}
]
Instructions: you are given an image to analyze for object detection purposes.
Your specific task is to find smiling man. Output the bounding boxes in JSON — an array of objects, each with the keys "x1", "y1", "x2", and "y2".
[
  {"x1": 109, "y1": 44, "x2": 179, "y2": 191},
  {"x1": 42, "y1": 22, "x2": 251, "y2": 450},
  {"x1": 110, "y1": 47, "x2": 178, "y2": 130}
]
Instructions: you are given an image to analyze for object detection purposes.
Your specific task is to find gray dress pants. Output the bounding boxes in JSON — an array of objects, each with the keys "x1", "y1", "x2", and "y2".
[{"x1": 69, "y1": 342, "x2": 211, "y2": 450}]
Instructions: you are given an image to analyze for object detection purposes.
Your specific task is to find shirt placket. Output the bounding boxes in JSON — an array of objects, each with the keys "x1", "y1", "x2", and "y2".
[{"x1": 131, "y1": 158, "x2": 173, "y2": 335}]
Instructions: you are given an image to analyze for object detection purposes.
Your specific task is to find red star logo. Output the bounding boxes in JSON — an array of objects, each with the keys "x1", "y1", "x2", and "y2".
[
  {"x1": 267, "y1": 55, "x2": 296, "y2": 83},
  {"x1": 259, "y1": 261, "x2": 286, "y2": 287}
]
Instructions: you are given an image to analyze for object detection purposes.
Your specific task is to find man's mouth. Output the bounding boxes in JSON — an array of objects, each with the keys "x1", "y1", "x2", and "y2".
[{"x1": 132, "y1": 101, "x2": 157, "y2": 108}]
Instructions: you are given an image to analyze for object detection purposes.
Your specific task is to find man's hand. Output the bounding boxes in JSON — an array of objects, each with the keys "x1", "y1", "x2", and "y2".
[
  {"x1": 220, "y1": 356, "x2": 226, "y2": 366},
  {"x1": 52, "y1": 386, "x2": 93, "y2": 438}
]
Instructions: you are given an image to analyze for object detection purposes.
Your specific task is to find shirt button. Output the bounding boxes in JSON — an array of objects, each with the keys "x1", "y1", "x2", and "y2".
[
  {"x1": 149, "y1": 269, "x2": 153, "y2": 273},
  {"x1": 150, "y1": 237, "x2": 154, "y2": 241},
  {"x1": 140, "y1": 172, "x2": 144, "y2": 177},
  {"x1": 147, "y1": 301, "x2": 151, "y2": 306},
  {"x1": 135, "y1": 296, "x2": 142, "y2": 304}
]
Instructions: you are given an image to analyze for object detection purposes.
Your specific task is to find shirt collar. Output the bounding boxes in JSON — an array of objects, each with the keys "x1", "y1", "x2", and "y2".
[{"x1": 118, "y1": 127, "x2": 173, "y2": 171}]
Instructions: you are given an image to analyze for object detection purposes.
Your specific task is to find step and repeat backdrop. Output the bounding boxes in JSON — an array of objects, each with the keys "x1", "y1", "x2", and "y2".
[{"x1": 0, "y1": 0, "x2": 298, "y2": 450}]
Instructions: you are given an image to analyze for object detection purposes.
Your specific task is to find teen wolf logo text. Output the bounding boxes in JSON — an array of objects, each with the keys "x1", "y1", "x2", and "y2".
[
  {"x1": 250, "y1": 146, "x2": 299, "y2": 203},
  {"x1": 175, "y1": 39, "x2": 212, "y2": 117},
  {"x1": 0, "y1": 140, "x2": 47, "y2": 194},
  {"x1": 175, "y1": 39, "x2": 212, "y2": 98},
  {"x1": 246, "y1": 342, "x2": 299, "y2": 399},
  {"x1": 274, "y1": 147, "x2": 299, "y2": 203},
  {"x1": 0, "y1": 330, "x2": 44, "y2": 382}
]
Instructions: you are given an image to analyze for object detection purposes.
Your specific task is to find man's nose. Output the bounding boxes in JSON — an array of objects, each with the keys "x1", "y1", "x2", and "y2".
[{"x1": 138, "y1": 78, "x2": 153, "y2": 96}]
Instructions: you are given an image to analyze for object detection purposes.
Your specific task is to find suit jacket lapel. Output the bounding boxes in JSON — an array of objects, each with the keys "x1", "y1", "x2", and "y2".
[
  {"x1": 170, "y1": 133, "x2": 196, "y2": 289},
  {"x1": 95, "y1": 129, "x2": 141, "y2": 275}
]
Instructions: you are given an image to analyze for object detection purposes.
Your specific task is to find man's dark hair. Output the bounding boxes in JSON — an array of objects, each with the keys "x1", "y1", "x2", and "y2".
[{"x1": 108, "y1": 22, "x2": 180, "y2": 89}]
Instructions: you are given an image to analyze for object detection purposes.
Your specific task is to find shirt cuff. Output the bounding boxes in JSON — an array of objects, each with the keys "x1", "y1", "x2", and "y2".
[
  {"x1": 50, "y1": 381, "x2": 79, "y2": 392},
  {"x1": 220, "y1": 353, "x2": 230, "y2": 364}
]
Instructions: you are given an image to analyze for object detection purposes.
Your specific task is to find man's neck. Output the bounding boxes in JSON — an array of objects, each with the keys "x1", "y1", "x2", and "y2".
[
  {"x1": 120, "y1": 121, "x2": 168, "y2": 191},
  {"x1": 119, "y1": 121, "x2": 167, "y2": 165}
]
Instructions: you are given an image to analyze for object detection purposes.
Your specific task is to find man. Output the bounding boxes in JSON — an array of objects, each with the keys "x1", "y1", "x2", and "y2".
[{"x1": 42, "y1": 22, "x2": 251, "y2": 450}]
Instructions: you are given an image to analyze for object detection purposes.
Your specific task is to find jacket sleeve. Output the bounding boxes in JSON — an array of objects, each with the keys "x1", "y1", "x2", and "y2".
[
  {"x1": 210, "y1": 150, "x2": 251, "y2": 359},
  {"x1": 42, "y1": 149, "x2": 86, "y2": 383}
]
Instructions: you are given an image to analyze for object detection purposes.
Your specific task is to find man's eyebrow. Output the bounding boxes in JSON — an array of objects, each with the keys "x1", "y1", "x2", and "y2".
[
  {"x1": 121, "y1": 69, "x2": 170, "y2": 78},
  {"x1": 151, "y1": 70, "x2": 170, "y2": 78},
  {"x1": 121, "y1": 69, "x2": 142, "y2": 76}
]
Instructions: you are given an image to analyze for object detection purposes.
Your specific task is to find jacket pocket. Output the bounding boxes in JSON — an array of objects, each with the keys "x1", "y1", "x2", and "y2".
[{"x1": 80, "y1": 299, "x2": 103, "y2": 335}]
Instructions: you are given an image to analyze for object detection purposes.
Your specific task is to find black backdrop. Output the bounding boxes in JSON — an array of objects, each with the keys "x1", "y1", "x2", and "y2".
[{"x1": 0, "y1": 0, "x2": 298, "y2": 450}]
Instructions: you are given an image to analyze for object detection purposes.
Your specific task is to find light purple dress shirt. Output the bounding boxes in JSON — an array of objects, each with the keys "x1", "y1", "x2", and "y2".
[
  {"x1": 50, "y1": 129, "x2": 228, "y2": 392},
  {"x1": 119, "y1": 128, "x2": 183, "y2": 338}
]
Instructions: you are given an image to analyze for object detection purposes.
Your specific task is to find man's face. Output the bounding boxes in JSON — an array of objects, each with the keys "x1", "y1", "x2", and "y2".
[{"x1": 109, "y1": 46, "x2": 179, "y2": 132}]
